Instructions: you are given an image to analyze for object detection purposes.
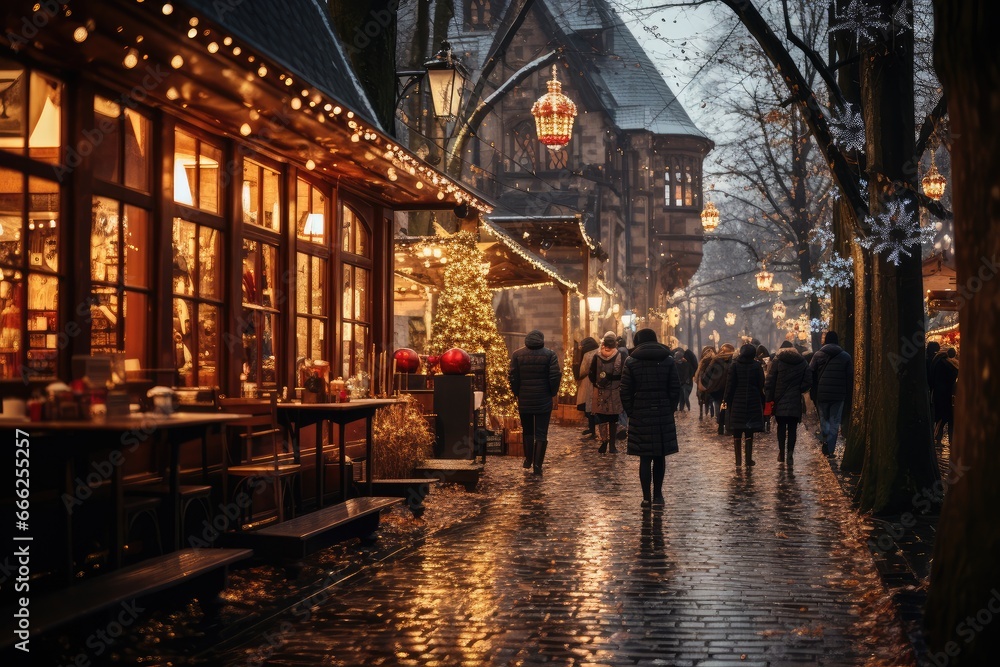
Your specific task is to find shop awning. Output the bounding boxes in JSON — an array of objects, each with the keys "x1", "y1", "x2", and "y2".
[
  {"x1": 487, "y1": 214, "x2": 605, "y2": 259},
  {"x1": 393, "y1": 219, "x2": 576, "y2": 293},
  {"x1": 10, "y1": 0, "x2": 490, "y2": 213}
]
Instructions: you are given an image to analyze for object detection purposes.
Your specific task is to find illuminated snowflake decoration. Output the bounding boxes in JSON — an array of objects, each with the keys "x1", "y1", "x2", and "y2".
[
  {"x1": 829, "y1": 102, "x2": 865, "y2": 153},
  {"x1": 859, "y1": 197, "x2": 935, "y2": 265},
  {"x1": 889, "y1": 2, "x2": 913, "y2": 37},
  {"x1": 796, "y1": 254, "x2": 854, "y2": 299},
  {"x1": 828, "y1": 0, "x2": 889, "y2": 44},
  {"x1": 810, "y1": 318, "x2": 830, "y2": 334},
  {"x1": 810, "y1": 220, "x2": 836, "y2": 251}
]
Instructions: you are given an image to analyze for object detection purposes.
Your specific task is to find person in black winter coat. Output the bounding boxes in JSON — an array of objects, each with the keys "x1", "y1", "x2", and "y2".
[
  {"x1": 673, "y1": 349, "x2": 694, "y2": 411},
  {"x1": 509, "y1": 329, "x2": 561, "y2": 474},
  {"x1": 930, "y1": 347, "x2": 959, "y2": 446},
  {"x1": 704, "y1": 343, "x2": 736, "y2": 435},
  {"x1": 620, "y1": 328, "x2": 681, "y2": 509},
  {"x1": 764, "y1": 341, "x2": 812, "y2": 465},
  {"x1": 725, "y1": 344, "x2": 766, "y2": 467},
  {"x1": 808, "y1": 331, "x2": 853, "y2": 457}
]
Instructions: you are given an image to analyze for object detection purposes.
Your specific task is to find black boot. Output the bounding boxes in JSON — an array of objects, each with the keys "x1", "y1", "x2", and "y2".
[
  {"x1": 598, "y1": 440, "x2": 608, "y2": 454},
  {"x1": 777, "y1": 441, "x2": 785, "y2": 463},
  {"x1": 734, "y1": 438, "x2": 742, "y2": 467},
  {"x1": 786, "y1": 443, "x2": 794, "y2": 466},
  {"x1": 533, "y1": 439, "x2": 547, "y2": 475},
  {"x1": 609, "y1": 437, "x2": 619, "y2": 453},
  {"x1": 745, "y1": 440, "x2": 755, "y2": 466},
  {"x1": 523, "y1": 442, "x2": 534, "y2": 469}
]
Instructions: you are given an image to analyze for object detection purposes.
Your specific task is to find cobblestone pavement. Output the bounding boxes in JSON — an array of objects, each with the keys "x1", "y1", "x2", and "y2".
[{"x1": 214, "y1": 411, "x2": 913, "y2": 667}]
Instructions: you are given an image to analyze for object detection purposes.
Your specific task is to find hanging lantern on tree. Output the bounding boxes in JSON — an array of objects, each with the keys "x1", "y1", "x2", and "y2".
[
  {"x1": 922, "y1": 150, "x2": 947, "y2": 201},
  {"x1": 666, "y1": 306, "x2": 681, "y2": 327},
  {"x1": 755, "y1": 263, "x2": 774, "y2": 291},
  {"x1": 531, "y1": 64, "x2": 578, "y2": 151},
  {"x1": 772, "y1": 301, "x2": 786, "y2": 320},
  {"x1": 700, "y1": 201, "x2": 720, "y2": 232},
  {"x1": 724, "y1": 312, "x2": 736, "y2": 326}
]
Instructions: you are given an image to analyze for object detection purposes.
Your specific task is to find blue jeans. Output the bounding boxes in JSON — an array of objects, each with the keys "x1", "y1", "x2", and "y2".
[{"x1": 818, "y1": 401, "x2": 844, "y2": 454}]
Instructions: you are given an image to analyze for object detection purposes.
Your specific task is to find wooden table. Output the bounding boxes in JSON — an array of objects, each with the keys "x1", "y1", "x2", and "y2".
[
  {"x1": 1, "y1": 412, "x2": 239, "y2": 576},
  {"x1": 276, "y1": 399, "x2": 399, "y2": 507}
]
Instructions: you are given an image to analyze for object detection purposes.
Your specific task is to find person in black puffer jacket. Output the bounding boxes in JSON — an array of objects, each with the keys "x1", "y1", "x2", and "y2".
[
  {"x1": 673, "y1": 349, "x2": 694, "y2": 411},
  {"x1": 808, "y1": 331, "x2": 853, "y2": 457},
  {"x1": 725, "y1": 344, "x2": 766, "y2": 467},
  {"x1": 704, "y1": 343, "x2": 736, "y2": 435},
  {"x1": 509, "y1": 329, "x2": 560, "y2": 474},
  {"x1": 620, "y1": 328, "x2": 681, "y2": 510},
  {"x1": 764, "y1": 341, "x2": 812, "y2": 465}
]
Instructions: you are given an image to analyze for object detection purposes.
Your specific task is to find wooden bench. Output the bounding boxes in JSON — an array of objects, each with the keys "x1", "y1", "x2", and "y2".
[
  {"x1": 370, "y1": 478, "x2": 438, "y2": 517},
  {"x1": 223, "y1": 497, "x2": 401, "y2": 560},
  {"x1": 0, "y1": 548, "x2": 251, "y2": 649},
  {"x1": 413, "y1": 458, "x2": 485, "y2": 491}
]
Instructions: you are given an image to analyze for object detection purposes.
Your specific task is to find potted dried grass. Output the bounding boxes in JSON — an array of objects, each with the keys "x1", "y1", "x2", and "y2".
[{"x1": 370, "y1": 394, "x2": 436, "y2": 515}]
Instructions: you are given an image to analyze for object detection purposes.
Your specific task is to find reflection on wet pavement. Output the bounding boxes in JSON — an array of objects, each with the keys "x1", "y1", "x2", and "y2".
[{"x1": 215, "y1": 412, "x2": 912, "y2": 666}]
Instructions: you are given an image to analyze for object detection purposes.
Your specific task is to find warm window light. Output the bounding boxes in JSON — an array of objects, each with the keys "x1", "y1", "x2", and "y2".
[
  {"x1": 241, "y1": 181, "x2": 251, "y2": 214},
  {"x1": 587, "y1": 295, "x2": 603, "y2": 313},
  {"x1": 173, "y1": 161, "x2": 193, "y2": 205},
  {"x1": 303, "y1": 213, "x2": 324, "y2": 236}
]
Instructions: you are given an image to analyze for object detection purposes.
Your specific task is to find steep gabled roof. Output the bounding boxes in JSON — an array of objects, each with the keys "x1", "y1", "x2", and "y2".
[
  {"x1": 179, "y1": 0, "x2": 382, "y2": 131},
  {"x1": 542, "y1": 0, "x2": 709, "y2": 140}
]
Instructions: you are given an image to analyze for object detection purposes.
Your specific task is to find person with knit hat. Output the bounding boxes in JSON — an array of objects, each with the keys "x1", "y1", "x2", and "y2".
[
  {"x1": 620, "y1": 328, "x2": 681, "y2": 509},
  {"x1": 588, "y1": 331, "x2": 626, "y2": 453},
  {"x1": 509, "y1": 329, "x2": 561, "y2": 474},
  {"x1": 808, "y1": 330, "x2": 853, "y2": 457}
]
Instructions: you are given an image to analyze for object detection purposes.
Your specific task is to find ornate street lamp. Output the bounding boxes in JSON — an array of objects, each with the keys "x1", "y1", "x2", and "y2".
[
  {"x1": 587, "y1": 295, "x2": 603, "y2": 314},
  {"x1": 700, "y1": 201, "x2": 720, "y2": 232},
  {"x1": 423, "y1": 42, "x2": 470, "y2": 119},
  {"x1": 755, "y1": 263, "x2": 774, "y2": 292},
  {"x1": 922, "y1": 152, "x2": 947, "y2": 201},
  {"x1": 531, "y1": 65, "x2": 578, "y2": 151},
  {"x1": 772, "y1": 301, "x2": 786, "y2": 320}
]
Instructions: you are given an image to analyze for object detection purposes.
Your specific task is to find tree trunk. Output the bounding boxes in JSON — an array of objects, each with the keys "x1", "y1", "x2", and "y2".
[
  {"x1": 925, "y1": 1, "x2": 1000, "y2": 663},
  {"x1": 854, "y1": 0, "x2": 939, "y2": 512},
  {"x1": 842, "y1": 235, "x2": 871, "y2": 472}
]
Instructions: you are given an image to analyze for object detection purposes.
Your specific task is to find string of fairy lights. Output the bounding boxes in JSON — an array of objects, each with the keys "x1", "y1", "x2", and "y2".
[{"x1": 68, "y1": 0, "x2": 493, "y2": 215}]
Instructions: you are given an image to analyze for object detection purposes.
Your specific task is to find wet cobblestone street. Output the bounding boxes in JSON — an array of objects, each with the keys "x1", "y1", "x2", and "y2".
[{"x1": 215, "y1": 411, "x2": 912, "y2": 667}]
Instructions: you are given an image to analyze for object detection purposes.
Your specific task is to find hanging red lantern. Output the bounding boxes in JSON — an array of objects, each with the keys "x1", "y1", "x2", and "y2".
[
  {"x1": 439, "y1": 347, "x2": 472, "y2": 375},
  {"x1": 531, "y1": 65, "x2": 578, "y2": 151},
  {"x1": 393, "y1": 348, "x2": 421, "y2": 373}
]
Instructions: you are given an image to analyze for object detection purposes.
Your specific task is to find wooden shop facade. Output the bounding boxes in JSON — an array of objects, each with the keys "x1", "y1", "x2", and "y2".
[{"x1": 0, "y1": 0, "x2": 490, "y2": 399}]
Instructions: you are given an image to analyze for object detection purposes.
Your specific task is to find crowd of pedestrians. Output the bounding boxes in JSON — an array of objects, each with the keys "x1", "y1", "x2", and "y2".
[{"x1": 507, "y1": 324, "x2": 955, "y2": 509}]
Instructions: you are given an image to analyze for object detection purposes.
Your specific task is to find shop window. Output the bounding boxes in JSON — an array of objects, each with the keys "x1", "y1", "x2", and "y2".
[
  {"x1": 0, "y1": 169, "x2": 61, "y2": 380},
  {"x1": 509, "y1": 120, "x2": 536, "y2": 173},
  {"x1": 174, "y1": 130, "x2": 221, "y2": 213},
  {"x1": 340, "y1": 204, "x2": 371, "y2": 379},
  {"x1": 465, "y1": 0, "x2": 493, "y2": 31},
  {"x1": 296, "y1": 178, "x2": 326, "y2": 243},
  {"x1": 90, "y1": 197, "x2": 150, "y2": 364},
  {"x1": 240, "y1": 239, "x2": 279, "y2": 396},
  {"x1": 243, "y1": 159, "x2": 281, "y2": 231},
  {"x1": 340, "y1": 204, "x2": 370, "y2": 257},
  {"x1": 295, "y1": 252, "x2": 326, "y2": 376},
  {"x1": 172, "y1": 218, "x2": 222, "y2": 387},
  {"x1": 0, "y1": 60, "x2": 63, "y2": 164},
  {"x1": 664, "y1": 156, "x2": 701, "y2": 209},
  {"x1": 546, "y1": 148, "x2": 568, "y2": 170},
  {"x1": 92, "y1": 96, "x2": 151, "y2": 191}
]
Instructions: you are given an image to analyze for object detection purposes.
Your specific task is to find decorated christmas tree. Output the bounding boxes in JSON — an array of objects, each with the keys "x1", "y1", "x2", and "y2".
[
  {"x1": 558, "y1": 313, "x2": 578, "y2": 401},
  {"x1": 425, "y1": 232, "x2": 517, "y2": 417}
]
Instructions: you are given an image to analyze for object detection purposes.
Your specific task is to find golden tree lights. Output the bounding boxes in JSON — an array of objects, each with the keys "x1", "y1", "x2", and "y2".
[
  {"x1": 700, "y1": 201, "x2": 720, "y2": 232},
  {"x1": 531, "y1": 65, "x2": 578, "y2": 151},
  {"x1": 427, "y1": 233, "x2": 516, "y2": 416}
]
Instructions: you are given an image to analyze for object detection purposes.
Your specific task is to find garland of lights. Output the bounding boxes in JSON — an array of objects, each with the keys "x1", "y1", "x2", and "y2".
[{"x1": 76, "y1": 1, "x2": 492, "y2": 214}]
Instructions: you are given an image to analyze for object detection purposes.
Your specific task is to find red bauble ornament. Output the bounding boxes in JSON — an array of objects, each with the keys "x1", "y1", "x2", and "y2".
[
  {"x1": 439, "y1": 347, "x2": 471, "y2": 375},
  {"x1": 393, "y1": 348, "x2": 421, "y2": 373}
]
